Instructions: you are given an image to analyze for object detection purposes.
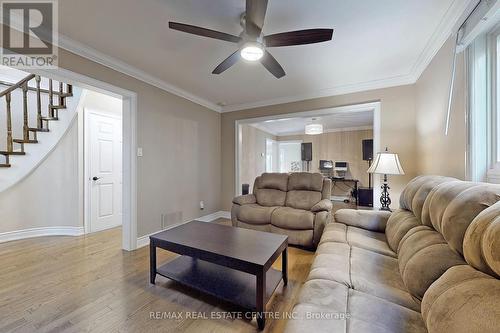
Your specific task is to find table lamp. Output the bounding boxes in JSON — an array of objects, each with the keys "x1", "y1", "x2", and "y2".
[{"x1": 367, "y1": 148, "x2": 405, "y2": 211}]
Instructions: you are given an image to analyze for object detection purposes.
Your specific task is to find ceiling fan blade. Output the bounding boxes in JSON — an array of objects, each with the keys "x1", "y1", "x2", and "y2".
[
  {"x1": 260, "y1": 50, "x2": 285, "y2": 79},
  {"x1": 169, "y1": 22, "x2": 241, "y2": 43},
  {"x1": 246, "y1": 0, "x2": 268, "y2": 37},
  {"x1": 264, "y1": 29, "x2": 334, "y2": 47},
  {"x1": 212, "y1": 50, "x2": 241, "y2": 74}
]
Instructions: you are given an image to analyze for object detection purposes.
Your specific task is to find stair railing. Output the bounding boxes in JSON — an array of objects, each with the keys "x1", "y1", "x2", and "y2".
[{"x1": 0, "y1": 74, "x2": 73, "y2": 167}]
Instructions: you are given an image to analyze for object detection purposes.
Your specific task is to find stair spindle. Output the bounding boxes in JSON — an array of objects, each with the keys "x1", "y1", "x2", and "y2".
[
  {"x1": 35, "y1": 75, "x2": 42, "y2": 129},
  {"x1": 58, "y1": 81, "x2": 65, "y2": 107},
  {"x1": 6, "y1": 92, "x2": 13, "y2": 152},
  {"x1": 22, "y1": 82, "x2": 29, "y2": 141},
  {"x1": 48, "y1": 79, "x2": 53, "y2": 117}
]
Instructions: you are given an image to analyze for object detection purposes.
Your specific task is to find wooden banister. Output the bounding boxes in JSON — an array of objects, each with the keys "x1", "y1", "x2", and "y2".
[
  {"x1": 22, "y1": 83, "x2": 29, "y2": 141},
  {"x1": 35, "y1": 75, "x2": 42, "y2": 129},
  {"x1": 0, "y1": 79, "x2": 69, "y2": 96},
  {"x1": 0, "y1": 73, "x2": 74, "y2": 167},
  {"x1": 0, "y1": 74, "x2": 35, "y2": 98},
  {"x1": 48, "y1": 79, "x2": 53, "y2": 117},
  {"x1": 5, "y1": 92, "x2": 13, "y2": 152}
]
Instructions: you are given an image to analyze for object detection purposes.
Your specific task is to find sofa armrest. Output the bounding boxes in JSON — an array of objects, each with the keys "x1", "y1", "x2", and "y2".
[
  {"x1": 311, "y1": 199, "x2": 333, "y2": 213},
  {"x1": 334, "y1": 209, "x2": 392, "y2": 232},
  {"x1": 232, "y1": 194, "x2": 256, "y2": 206}
]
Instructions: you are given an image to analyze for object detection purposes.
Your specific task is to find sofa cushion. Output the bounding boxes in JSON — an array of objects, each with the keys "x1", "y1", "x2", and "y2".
[
  {"x1": 385, "y1": 209, "x2": 421, "y2": 252},
  {"x1": 398, "y1": 226, "x2": 466, "y2": 300},
  {"x1": 288, "y1": 172, "x2": 324, "y2": 191},
  {"x1": 349, "y1": 247, "x2": 419, "y2": 311},
  {"x1": 347, "y1": 290, "x2": 427, "y2": 333},
  {"x1": 286, "y1": 190, "x2": 322, "y2": 210},
  {"x1": 272, "y1": 207, "x2": 315, "y2": 230},
  {"x1": 287, "y1": 280, "x2": 426, "y2": 333},
  {"x1": 233, "y1": 220, "x2": 270, "y2": 232},
  {"x1": 440, "y1": 184, "x2": 500, "y2": 256},
  {"x1": 237, "y1": 204, "x2": 278, "y2": 225},
  {"x1": 269, "y1": 225, "x2": 313, "y2": 247},
  {"x1": 318, "y1": 221, "x2": 395, "y2": 257},
  {"x1": 319, "y1": 222, "x2": 348, "y2": 244},
  {"x1": 287, "y1": 279, "x2": 348, "y2": 333},
  {"x1": 309, "y1": 242, "x2": 418, "y2": 311},
  {"x1": 425, "y1": 181, "x2": 478, "y2": 232},
  {"x1": 347, "y1": 226, "x2": 396, "y2": 258},
  {"x1": 334, "y1": 209, "x2": 391, "y2": 233},
  {"x1": 463, "y1": 201, "x2": 500, "y2": 277},
  {"x1": 421, "y1": 265, "x2": 500, "y2": 333},
  {"x1": 254, "y1": 188, "x2": 286, "y2": 207},
  {"x1": 308, "y1": 242, "x2": 351, "y2": 285},
  {"x1": 256, "y1": 172, "x2": 289, "y2": 191}
]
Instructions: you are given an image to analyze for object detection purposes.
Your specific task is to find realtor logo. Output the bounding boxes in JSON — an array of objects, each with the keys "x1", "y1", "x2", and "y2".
[{"x1": 1, "y1": 0, "x2": 58, "y2": 68}]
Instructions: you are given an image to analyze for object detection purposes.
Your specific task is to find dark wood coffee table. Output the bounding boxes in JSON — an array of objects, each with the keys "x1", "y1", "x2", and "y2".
[{"x1": 149, "y1": 221, "x2": 288, "y2": 330}]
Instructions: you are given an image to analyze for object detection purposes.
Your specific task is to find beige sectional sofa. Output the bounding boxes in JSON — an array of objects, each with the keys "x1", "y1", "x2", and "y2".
[
  {"x1": 231, "y1": 172, "x2": 332, "y2": 248},
  {"x1": 286, "y1": 175, "x2": 500, "y2": 333}
]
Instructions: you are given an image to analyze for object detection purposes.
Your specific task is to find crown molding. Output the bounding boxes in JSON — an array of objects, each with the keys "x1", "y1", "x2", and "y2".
[
  {"x1": 408, "y1": 0, "x2": 473, "y2": 82},
  {"x1": 57, "y1": 34, "x2": 222, "y2": 112},
  {"x1": 221, "y1": 0, "x2": 472, "y2": 113},
  {"x1": 221, "y1": 74, "x2": 415, "y2": 112},
  {"x1": 52, "y1": 0, "x2": 470, "y2": 114}
]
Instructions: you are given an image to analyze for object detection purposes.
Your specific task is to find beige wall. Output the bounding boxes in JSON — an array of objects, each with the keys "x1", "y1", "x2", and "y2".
[
  {"x1": 58, "y1": 49, "x2": 221, "y2": 237},
  {"x1": 240, "y1": 124, "x2": 276, "y2": 192},
  {"x1": 0, "y1": 121, "x2": 80, "y2": 232},
  {"x1": 278, "y1": 129, "x2": 373, "y2": 188},
  {"x1": 221, "y1": 85, "x2": 417, "y2": 211},
  {"x1": 0, "y1": 49, "x2": 221, "y2": 238},
  {"x1": 415, "y1": 37, "x2": 467, "y2": 179}
]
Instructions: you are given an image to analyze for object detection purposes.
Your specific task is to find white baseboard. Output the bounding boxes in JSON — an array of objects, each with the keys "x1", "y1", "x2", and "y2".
[
  {"x1": 136, "y1": 210, "x2": 231, "y2": 249},
  {"x1": 195, "y1": 210, "x2": 231, "y2": 222},
  {"x1": 0, "y1": 226, "x2": 84, "y2": 244}
]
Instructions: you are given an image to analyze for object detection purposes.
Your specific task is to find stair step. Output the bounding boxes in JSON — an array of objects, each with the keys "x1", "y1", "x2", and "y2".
[
  {"x1": 41, "y1": 116, "x2": 59, "y2": 121},
  {"x1": 13, "y1": 139, "x2": 38, "y2": 144},
  {"x1": 49, "y1": 105, "x2": 66, "y2": 109},
  {"x1": 0, "y1": 163, "x2": 11, "y2": 168},
  {"x1": 0, "y1": 151, "x2": 25, "y2": 156},
  {"x1": 29, "y1": 127, "x2": 49, "y2": 133}
]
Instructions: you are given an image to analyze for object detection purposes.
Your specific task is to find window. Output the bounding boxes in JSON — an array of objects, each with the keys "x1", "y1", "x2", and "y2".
[{"x1": 467, "y1": 23, "x2": 500, "y2": 183}]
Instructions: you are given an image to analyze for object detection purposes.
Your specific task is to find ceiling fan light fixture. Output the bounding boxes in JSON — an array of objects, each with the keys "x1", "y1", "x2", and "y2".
[
  {"x1": 240, "y1": 42, "x2": 264, "y2": 61},
  {"x1": 305, "y1": 123, "x2": 323, "y2": 135}
]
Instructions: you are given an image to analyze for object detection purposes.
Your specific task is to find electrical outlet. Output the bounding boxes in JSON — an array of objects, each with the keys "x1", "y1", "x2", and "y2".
[
  {"x1": 200, "y1": 201, "x2": 204, "y2": 210},
  {"x1": 137, "y1": 147, "x2": 143, "y2": 157}
]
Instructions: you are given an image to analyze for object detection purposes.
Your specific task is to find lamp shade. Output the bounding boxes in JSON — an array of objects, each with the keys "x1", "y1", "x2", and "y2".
[{"x1": 367, "y1": 152, "x2": 405, "y2": 175}]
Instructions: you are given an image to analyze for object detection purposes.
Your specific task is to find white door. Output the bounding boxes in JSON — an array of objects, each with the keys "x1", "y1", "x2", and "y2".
[{"x1": 88, "y1": 111, "x2": 122, "y2": 233}]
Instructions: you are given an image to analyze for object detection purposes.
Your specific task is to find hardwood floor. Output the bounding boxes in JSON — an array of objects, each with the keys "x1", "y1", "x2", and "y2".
[{"x1": 0, "y1": 219, "x2": 315, "y2": 333}]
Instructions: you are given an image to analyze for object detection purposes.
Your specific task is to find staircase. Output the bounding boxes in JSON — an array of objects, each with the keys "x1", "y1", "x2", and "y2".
[{"x1": 0, "y1": 74, "x2": 73, "y2": 168}]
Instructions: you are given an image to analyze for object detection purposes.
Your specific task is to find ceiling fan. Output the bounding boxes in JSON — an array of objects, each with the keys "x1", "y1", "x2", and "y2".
[{"x1": 169, "y1": 0, "x2": 334, "y2": 79}]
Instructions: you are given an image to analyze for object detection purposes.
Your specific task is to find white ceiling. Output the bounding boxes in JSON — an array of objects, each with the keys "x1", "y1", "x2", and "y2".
[
  {"x1": 249, "y1": 110, "x2": 373, "y2": 136},
  {"x1": 58, "y1": 0, "x2": 471, "y2": 112}
]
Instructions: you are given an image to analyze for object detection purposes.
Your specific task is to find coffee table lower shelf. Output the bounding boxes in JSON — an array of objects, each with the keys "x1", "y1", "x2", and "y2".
[{"x1": 157, "y1": 255, "x2": 283, "y2": 311}]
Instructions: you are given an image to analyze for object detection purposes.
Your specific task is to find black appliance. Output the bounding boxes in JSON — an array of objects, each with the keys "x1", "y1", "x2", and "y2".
[
  {"x1": 358, "y1": 187, "x2": 373, "y2": 207},
  {"x1": 319, "y1": 160, "x2": 333, "y2": 170},
  {"x1": 362, "y1": 139, "x2": 373, "y2": 161}
]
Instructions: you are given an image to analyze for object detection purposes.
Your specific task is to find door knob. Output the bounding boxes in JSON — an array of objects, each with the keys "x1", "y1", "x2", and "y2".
[{"x1": 92, "y1": 176, "x2": 100, "y2": 181}]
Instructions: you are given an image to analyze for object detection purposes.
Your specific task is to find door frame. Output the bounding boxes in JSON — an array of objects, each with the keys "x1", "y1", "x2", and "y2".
[
  {"x1": 234, "y1": 101, "x2": 381, "y2": 207},
  {"x1": 30, "y1": 67, "x2": 138, "y2": 251},
  {"x1": 84, "y1": 108, "x2": 123, "y2": 234}
]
